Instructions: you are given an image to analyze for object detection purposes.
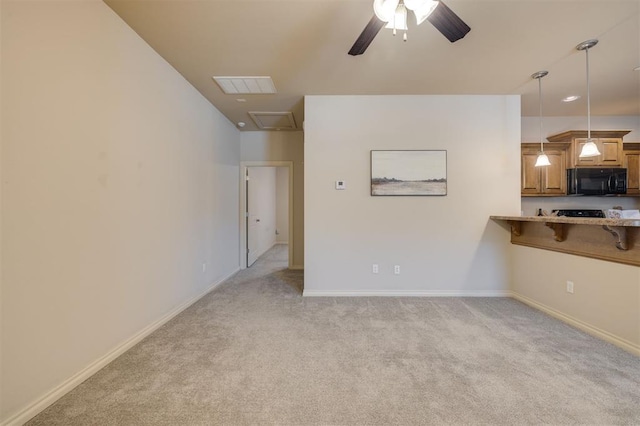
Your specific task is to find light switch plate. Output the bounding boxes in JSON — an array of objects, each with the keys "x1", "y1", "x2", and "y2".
[{"x1": 336, "y1": 180, "x2": 346, "y2": 190}]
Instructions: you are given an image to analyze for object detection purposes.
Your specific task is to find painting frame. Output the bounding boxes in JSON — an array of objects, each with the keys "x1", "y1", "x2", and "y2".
[{"x1": 370, "y1": 150, "x2": 447, "y2": 196}]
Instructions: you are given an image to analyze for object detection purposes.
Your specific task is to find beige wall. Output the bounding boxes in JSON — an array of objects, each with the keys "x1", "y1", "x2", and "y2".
[
  {"x1": 1, "y1": 0, "x2": 240, "y2": 423},
  {"x1": 241, "y1": 132, "x2": 304, "y2": 268},
  {"x1": 304, "y1": 95, "x2": 521, "y2": 295},
  {"x1": 511, "y1": 247, "x2": 640, "y2": 352}
]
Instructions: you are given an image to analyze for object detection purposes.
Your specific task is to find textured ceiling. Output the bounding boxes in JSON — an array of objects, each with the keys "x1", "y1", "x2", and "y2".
[{"x1": 103, "y1": 0, "x2": 640, "y2": 131}]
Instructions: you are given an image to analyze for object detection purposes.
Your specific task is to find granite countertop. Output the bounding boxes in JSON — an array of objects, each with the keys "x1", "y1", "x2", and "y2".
[{"x1": 490, "y1": 215, "x2": 640, "y2": 227}]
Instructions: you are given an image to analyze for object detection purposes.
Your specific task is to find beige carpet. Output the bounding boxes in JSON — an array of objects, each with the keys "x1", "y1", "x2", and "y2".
[{"x1": 28, "y1": 244, "x2": 640, "y2": 425}]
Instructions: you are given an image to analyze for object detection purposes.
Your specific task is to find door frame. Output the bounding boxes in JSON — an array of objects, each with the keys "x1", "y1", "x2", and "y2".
[{"x1": 239, "y1": 161, "x2": 294, "y2": 269}]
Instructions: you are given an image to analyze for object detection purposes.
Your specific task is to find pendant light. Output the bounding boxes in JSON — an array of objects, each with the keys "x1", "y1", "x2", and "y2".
[
  {"x1": 576, "y1": 39, "x2": 600, "y2": 158},
  {"x1": 532, "y1": 70, "x2": 551, "y2": 167}
]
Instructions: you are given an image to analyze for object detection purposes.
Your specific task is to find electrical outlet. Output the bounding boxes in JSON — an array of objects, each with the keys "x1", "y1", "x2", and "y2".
[
  {"x1": 372, "y1": 264, "x2": 379, "y2": 274},
  {"x1": 566, "y1": 281, "x2": 574, "y2": 294},
  {"x1": 394, "y1": 265, "x2": 400, "y2": 275}
]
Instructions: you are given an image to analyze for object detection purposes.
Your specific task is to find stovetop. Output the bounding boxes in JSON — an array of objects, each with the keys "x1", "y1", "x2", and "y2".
[{"x1": 552, "y1": 209, "x2": 605, "y2": 218}]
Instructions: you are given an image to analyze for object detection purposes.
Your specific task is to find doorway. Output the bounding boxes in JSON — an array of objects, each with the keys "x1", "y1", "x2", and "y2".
[{"x1": 240, "y1": 161, "x2": 293, "y2": 269}]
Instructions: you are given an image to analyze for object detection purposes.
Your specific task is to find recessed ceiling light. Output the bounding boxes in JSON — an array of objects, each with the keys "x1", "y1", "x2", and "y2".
[
  {"x1": 237, "y1": 122, "x2": 246, "y2": 128},
  {"x1": 562, "y1": 95, "x2": 580, "y2": 102},
  {"x1": 236, "y1": 98, "x2": 247, "y2": 102}
]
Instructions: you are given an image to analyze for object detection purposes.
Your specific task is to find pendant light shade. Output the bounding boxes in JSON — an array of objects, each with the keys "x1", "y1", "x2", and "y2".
[
  {"x1": 532, "y1": 70, "x2": 550, "y2": 167},
  {"x1": 535, "y1": 153, "x2": 551, "y2": 167},
  {"x1": 579, "y1": 141, "x2": 600, "y2": 157},
  {"x1": 577, "y1": 39, "x2": 601, "y2": 158}
]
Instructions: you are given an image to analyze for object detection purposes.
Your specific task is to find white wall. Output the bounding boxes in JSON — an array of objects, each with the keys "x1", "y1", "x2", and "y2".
[
  {"x1": 241, "y1": 132, "x2": 304, "y2": 268},
  {"x1": 521, "y1": 196, "x2": 640, "y2": 216},
  {"x1": 521, "y1": 115, "x2": 640, "y2": 142},
  {"x1": 248, "y1": 167, "x2": 277, "y2": 261},
  {"x1": 304, "y1": 95, "x2": 521, "y2": 295},
  {"x1": 276, "y1": 167, "x2": 289, "y2": 243},
  {"x1": 0, "y1": 3, "x2": 4, "y2": 421},
  {"x1": 0, "y1": 0, "x2": 240, "y2": 423}
]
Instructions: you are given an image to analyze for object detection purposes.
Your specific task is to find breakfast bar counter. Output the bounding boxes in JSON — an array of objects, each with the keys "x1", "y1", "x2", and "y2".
[{"x1": 490, "y1": 215, "x2": 640, "y2": 267}]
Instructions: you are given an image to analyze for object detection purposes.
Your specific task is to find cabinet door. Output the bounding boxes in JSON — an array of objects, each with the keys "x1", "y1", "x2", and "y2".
[
  {"x1": 599, "y1": 138, "x2": 623, "y2": 166},
  {"x1": 623, "y1": 151, "x2": 640, "y2": 194},
  {"x1": 575, "y1": 138, "x2": 622, "y2": 166},
  {"x1": 541, "y1": 150, "x2": 567, "y2": 194},
  {"x1": 521, "y1": 151, "x2": 542, "y2": 194}
]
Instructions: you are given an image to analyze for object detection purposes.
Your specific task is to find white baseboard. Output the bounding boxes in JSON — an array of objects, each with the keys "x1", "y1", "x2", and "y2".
[
  {"x1": 510, "y1": 291, "x2": 640, "y2": 356},
  {"x1": 1, "y1": 268, "x2": 239, "y2": 426},
  {"x1": 302, "y1": 290, "x2": 511, "y2": 297}
]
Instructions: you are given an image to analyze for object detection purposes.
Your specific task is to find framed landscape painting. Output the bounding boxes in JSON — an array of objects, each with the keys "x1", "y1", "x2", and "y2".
[{"x1": 371, "y1": 150, "x2": 447, "y2": 196}]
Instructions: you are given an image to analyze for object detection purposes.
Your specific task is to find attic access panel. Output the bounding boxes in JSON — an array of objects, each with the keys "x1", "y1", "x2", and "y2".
[{"x1": 248, "y1": 112, "x2": 297, "y2": 130}]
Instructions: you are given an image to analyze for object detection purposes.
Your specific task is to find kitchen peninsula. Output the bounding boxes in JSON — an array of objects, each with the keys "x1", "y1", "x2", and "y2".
[{"x1": 491, "y1": 215, "x2": 640, "y2": 267}]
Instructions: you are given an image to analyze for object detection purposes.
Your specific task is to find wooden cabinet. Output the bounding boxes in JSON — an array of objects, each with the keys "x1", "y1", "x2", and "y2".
[
  {"x1": 521, "y1": 144, "x2": 567, "y2": 196},
  {"x1": 623, "y1": 144, "x2": 640, "y2": 194},
  {"x1": 521, "y1": 133, "x2": 638, "y2": 197},
  {"x1": 573, "y1": 138, "x2": 623, "y2": 166},
  {"x1": 547, "y1": 130, "x2": 630, "y2": 168}
]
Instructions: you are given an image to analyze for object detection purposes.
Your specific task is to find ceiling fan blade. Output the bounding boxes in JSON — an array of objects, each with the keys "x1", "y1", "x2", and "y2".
[
  {"x1": 348, "y1": 15, "x2": 386, "y2": 56},
  {"x1": 427, "y1": 1, "x2": 471, "y2": 43}
]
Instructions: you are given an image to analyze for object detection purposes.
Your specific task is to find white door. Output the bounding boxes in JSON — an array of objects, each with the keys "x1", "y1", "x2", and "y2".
[
  {"x1": 247, "y1": 168, "x2": 260, "y2": 267},
  {"x1": 246, "y1": 167, "x2": 279, "y2": 267},
  {"x1": 241, "y1": 162, "x2": 292, "y2": 270}
]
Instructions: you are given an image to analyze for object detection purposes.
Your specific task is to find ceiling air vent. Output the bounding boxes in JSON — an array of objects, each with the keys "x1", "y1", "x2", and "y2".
[
  {"x1": 212, "y1": 76, "x2": 276, "y2": 94},
  {"x1": 248, "y1": 112, "x2": 297, "y2": 130}
]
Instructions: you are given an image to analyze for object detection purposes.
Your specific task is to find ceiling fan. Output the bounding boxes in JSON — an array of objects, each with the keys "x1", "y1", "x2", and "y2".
[{"x1": 348, "y1": 0, "x2": 471, "y2": 56}]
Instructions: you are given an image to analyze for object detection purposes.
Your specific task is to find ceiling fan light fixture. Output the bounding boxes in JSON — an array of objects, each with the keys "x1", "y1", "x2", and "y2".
[
  {"x1": 373, "y1": 0, "x2": 399, "y2": 22},
  {"x1": 408, "y1": 0, "x2": 440, "y2": 25},
  {"x1": 351, "y1": 0, "x2": 469, "y2": 56},
  {"x1": 384, "y1": 3, "x2": 408, "y2": 34}
]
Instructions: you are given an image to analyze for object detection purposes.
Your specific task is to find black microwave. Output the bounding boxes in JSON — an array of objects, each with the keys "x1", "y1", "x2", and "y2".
[{"x1": 567, "y1": 168, "x2": 627, "y2": 196}]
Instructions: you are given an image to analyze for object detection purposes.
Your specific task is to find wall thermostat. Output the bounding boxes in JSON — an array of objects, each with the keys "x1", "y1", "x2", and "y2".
[{"x1": 335, "y1": 180, "x2": 346, "y2": 190}]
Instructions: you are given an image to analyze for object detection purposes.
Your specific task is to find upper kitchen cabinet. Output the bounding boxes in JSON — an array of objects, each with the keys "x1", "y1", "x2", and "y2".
[
  {"x1": 546, "y1": 130, "x2": 630, "y2": 167},
  {"x1": 623, "y1": 143, "x2": 640, "y2": 195},
  {"x1": 521, "y1": 143, "x2": 569, "y2": 196}
]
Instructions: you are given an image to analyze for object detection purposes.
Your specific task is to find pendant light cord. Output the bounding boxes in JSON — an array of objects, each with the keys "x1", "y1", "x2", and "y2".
[
  {"x1": 539, "y1": 76, "x2": 544, "y2": 152},
  {"x1": 586, "y1": 46, "x2": 591, "y2": 141}
]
